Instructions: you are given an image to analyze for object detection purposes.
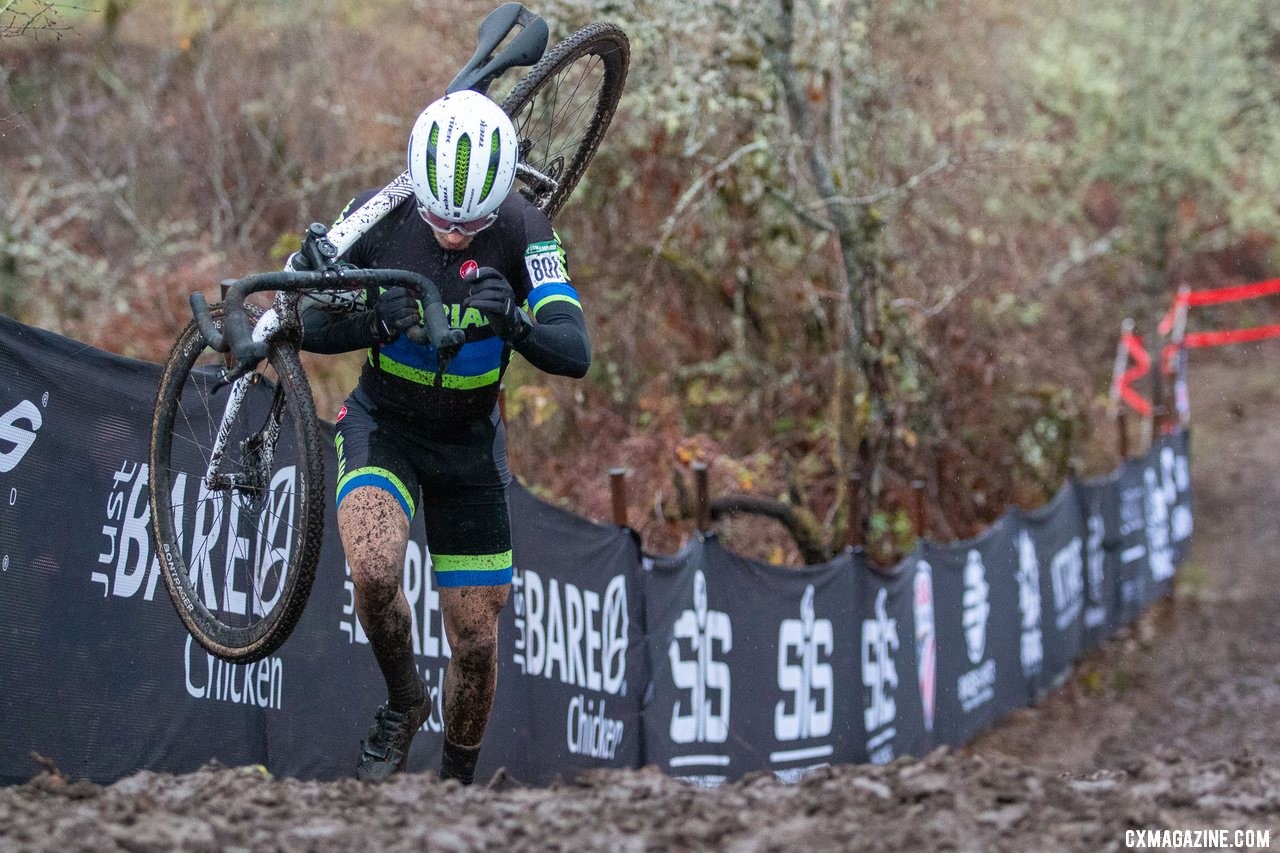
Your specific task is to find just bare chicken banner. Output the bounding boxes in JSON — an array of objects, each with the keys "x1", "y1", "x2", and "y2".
[
  {"x1": 0, "y1": 317, "x2": 645, "y2": 785},
  {"x1": 0, "y1": 316, "x2": 1192, "y2": 786}
]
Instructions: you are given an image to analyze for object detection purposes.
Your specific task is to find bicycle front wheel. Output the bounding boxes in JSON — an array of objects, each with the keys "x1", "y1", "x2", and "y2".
[
  {"x1": 501, "y1": 21, "x2": 629, "y2": 220},
  {"x1": 148, "y1": 304, "x2": 324, "y2": 664}
]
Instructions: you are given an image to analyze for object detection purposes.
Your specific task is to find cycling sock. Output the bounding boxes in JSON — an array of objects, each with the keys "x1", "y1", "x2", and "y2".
[
  {"x1": 386, "y1": 664, "x2": 425, "y2": 712},
  {"x1": 440, "y1": 739, "x2": 481, "y2": 785},
  {"x1": 360, "y1": 593, "x2": 422, "y2": 713}
]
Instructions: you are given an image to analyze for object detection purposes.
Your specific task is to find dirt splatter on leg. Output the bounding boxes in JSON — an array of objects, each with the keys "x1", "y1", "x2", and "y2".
[
  {"x1": 440, "y1": 584, "x2": 509, "y2": 749},
  {"x1": 337, "y1": 486, "x2": 421, "y2": 709}
]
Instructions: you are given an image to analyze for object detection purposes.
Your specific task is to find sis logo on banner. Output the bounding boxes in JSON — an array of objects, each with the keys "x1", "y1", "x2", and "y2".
[
  {"x1": 862, "y1": 588, "x2": 900, "y2": 764},
  {"x1": 0, "y1": 397, "x2": 44, "y2": 474},
  {"x1": 1, "y1": 394, "x2": 48, "y2": 574},
  {"x1": 1016, "y1": 531, "x2": 1044, "y2": 679},
  {"x1": 667, "y1": 569, "x2": 733, "y2": 785},
  {"x1": 957, "y1": 550, "x2": 997, "y2": 714},
  {"x1": 772, "y1": 585, "x2": 834, "y2": 768}
]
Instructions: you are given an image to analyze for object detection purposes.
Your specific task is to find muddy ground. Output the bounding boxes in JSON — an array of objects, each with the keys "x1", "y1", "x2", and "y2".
[{"x1": 3, "y1": 343, "x2": 1279, "y2": 850}]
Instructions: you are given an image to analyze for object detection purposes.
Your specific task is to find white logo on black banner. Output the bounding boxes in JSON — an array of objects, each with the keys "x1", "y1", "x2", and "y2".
[
  {"x1": 862, "y1": 587, "x2": 899, "y2": 764},
  {"x1": 1016, "y1": 531, "x2": 1044, "y2": 678},
  {"x1": 513, "y1": 569, "x2": 629, "y2": 696},
  {"x1": 91, "y1": 458, "x2": 295, "y2": 712},
  {"x1": 510, "y1": 567, "x2": 630, "y2": 761},
  {"x1": 1049, "y1": 537, "x2": 1084, "y2": 630},
  {"x1": 1144, "y1": 467, "x2": 1175, "y2": 582},
  {"x1": 957, "y1": 550, "x2": 997, "y2": 713},
  {"x1": 1163, "y1": 446, "x2": 1192, "y2": 543},
  {"x1": 771, "y1": 585, "x2": 834, "y2": 768},
  {"x1": 92, "y1": 458, "x2": 300, "y2": 615},
  {"x1": 0, "y1": 398, "x2": 43, "y2": 474},
  {"x1": 1084, "y1": 514, "x2": 1107, "y2": 629},
  {"x1": 913, "y1": 561, "x2": 936, "y2": 733},
  {"x1": 668, "y1": 569, "x2": 732, "y2": 781},
  {"x1": 962, "y1": 549, "x2": 990, "y2": 665},
  {"x1": 94, "y1": 460, "x2": 163, "y2": 600}
]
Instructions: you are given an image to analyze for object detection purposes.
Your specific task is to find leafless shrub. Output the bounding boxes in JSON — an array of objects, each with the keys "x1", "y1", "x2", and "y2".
[{"x1": 0, "y1": 1, "x2": 78, "y2": 41}]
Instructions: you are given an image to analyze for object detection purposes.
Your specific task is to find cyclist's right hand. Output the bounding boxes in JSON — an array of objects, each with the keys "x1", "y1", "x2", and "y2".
[{"x1": 375, "y1": 287, "x2": 421, "y2": 342}]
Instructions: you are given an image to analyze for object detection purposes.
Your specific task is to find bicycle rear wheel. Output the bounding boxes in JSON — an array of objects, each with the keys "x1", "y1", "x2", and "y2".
[
  {"x1": 501, "y1": 21, "x2": 629, "y2": 220},
  {"x1": 149, "y1": 304, "x2": 324, "y2": 664}
]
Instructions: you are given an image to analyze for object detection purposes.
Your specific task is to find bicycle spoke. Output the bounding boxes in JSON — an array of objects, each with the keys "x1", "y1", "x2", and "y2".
[{"x1": 541, "y1": 56, "x2": 601, "y2": 148}]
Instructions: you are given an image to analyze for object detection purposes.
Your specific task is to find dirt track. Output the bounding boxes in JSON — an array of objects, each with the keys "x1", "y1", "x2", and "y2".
[{"x1": 3, "y1": 344, "x2": 1279, "y2": 850}]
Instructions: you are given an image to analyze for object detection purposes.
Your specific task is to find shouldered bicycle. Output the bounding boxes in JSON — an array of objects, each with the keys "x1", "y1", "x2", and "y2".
[{"x1": 147, "y1": 3, "x2": 628, "y2": 664}]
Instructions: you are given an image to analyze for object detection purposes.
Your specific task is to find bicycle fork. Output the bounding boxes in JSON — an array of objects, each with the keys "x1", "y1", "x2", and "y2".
[{"x1": 204, "y1": 307, "x2": 287, "y2": 494}]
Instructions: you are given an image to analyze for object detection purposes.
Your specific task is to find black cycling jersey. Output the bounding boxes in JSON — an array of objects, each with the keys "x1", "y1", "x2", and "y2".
[{"x1": 301, "y1": 189, "x2": 590, "y2": 423}]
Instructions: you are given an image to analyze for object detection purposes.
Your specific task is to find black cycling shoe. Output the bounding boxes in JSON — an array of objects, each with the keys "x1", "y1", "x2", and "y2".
[{"x1": 355, "y1": 682, "x2": 430, "y2": 781}]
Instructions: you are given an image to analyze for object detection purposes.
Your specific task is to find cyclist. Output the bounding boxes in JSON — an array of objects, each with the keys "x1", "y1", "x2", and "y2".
[{"x1": 292, "y1": 89, "x2": 590, "y2": 783}]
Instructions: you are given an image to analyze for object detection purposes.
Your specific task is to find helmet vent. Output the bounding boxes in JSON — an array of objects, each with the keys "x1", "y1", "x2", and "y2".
[
  {"x1": 454, "y1": 133, "x2": 472, "y2": 207},
  {"x1": 425, "y1": 122, "x2": 440, "y2": 200},
  {"x1": 479, "y1": 127, "x2": 501, "y2": 205}
]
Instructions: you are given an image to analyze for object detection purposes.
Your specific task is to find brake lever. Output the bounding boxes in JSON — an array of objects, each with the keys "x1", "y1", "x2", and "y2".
[{"x1": 211, "y1": 342, "x2": 268, "y2": 393}]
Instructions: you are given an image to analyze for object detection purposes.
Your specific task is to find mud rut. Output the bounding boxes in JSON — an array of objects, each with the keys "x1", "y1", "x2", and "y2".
[{"x1": 3, "y1": 344, "x2": 1280, "y2": 851}]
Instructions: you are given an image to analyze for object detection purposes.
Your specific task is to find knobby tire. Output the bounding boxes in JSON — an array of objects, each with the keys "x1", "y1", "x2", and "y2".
[
  {"x1": 149, "y1": 303, "x2": 324, "y2": 664},
  {"x1": 501, "y1": 22, "x2": 630, "y2": 219}
]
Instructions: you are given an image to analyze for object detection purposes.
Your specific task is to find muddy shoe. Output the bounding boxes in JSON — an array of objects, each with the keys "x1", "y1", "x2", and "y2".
[{"x1": 356, "y1": 681, "x2": 430, "y2": 781}]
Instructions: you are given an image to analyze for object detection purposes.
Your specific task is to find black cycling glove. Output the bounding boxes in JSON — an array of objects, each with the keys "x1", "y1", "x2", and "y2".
[
  {"x1": 462, "y1": 267, "x2": 532, "y2": 343},
  {"x1": 373, "y1": 287, "x2": 421, "y2": 342}
]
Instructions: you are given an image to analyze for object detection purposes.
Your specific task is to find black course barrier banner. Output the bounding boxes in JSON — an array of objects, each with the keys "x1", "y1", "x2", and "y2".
[
  {"x1": 917, "y1": 515, "x2": 1025, "y2": 748},
  {"x1": 503, "y1": 484, "x2": 646, "y2": 783},
  {"x1": 0, "y1": 317, "x2": 277, "y2": 784},
  {"x1": 0, "y1": 317, "x2": 643, "y2": 784},
  {"x1": 642, "y1": 536, "x2": 860, "y2": 786},
  {"x1": 0, "y1": 315, "x2": 1197, "y2": 786},
  {"x1": 1015, "y1": 481, "x2": 1086, "y2": 700}
]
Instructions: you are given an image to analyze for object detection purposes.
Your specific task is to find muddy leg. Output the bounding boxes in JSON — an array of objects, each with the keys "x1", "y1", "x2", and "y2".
[
  {"x1": 440, "y1": 584, "x2": 509, "y2": 782},
  {"x1": 338, "y1": 486, "x2": 421, "y2": 710}
]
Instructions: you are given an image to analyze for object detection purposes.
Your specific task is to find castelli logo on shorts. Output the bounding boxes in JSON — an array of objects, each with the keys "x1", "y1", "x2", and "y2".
[
  {"x1": 460, "y1": 259, "x2": 479, "y2": 279},
  {"x1": 336, "y1": 406, "x2": 347, "y2": 422}
]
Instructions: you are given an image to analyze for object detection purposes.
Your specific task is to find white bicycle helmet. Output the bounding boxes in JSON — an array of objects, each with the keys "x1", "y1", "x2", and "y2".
[{"x1": 407, "y1": 90, "x2": 518, "y2": 230}]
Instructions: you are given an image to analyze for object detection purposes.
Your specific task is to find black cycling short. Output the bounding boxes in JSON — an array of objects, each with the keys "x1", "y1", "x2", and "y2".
[{"x1": 333, "y1": 387, "x2": 512, "y2": 588}]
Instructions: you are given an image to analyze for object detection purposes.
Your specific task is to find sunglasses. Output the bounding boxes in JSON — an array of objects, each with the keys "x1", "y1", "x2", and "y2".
[{"x1": 417, "y1": 205, "x2": 498, "y2": 236}]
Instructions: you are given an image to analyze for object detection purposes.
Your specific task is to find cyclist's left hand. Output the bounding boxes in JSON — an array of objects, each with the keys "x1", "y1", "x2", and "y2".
[{"x1": 463, "y1": 267, "x2": 531, "y2": 342}]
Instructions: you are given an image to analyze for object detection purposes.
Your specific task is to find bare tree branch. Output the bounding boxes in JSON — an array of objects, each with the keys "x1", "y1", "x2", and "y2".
[
  {"x1": 0, "y1": 1, "x2": 79, "y2": 40},
  {"x1": 808, "y1": 149, "x2": 955, "y2": 210},
  {"x1": 651, "y1": 139, "x2": 769, "y2": 256}
]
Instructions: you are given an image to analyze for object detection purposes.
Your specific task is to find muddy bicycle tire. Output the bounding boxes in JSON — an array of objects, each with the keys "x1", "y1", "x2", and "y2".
[
  {"x1": 501, "y1": 21, "x2": 630, "y2": 219},
  {"x1": 149, "y1": 303, "x2": 324, "y2": 664}
]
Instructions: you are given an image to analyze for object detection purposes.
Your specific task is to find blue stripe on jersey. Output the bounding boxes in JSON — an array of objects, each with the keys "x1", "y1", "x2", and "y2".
[
  {"x1": 378, "y1": 335, "x2": 504, "y2": 377},
  {"x1": 527, "y1": 282, "x2": 582, "y2": 314}
]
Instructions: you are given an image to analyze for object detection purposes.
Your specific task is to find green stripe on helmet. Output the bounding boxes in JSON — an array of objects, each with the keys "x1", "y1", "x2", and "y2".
[
  {"x1": 426, "y1": 122, "x2": 440, "y2": 199},
  {"x1": 479, "y1": 127, "x2": 501, "y2": 204},
  {"x1": 454, "y1": 133, "x2": 472, "y2": 204}
]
